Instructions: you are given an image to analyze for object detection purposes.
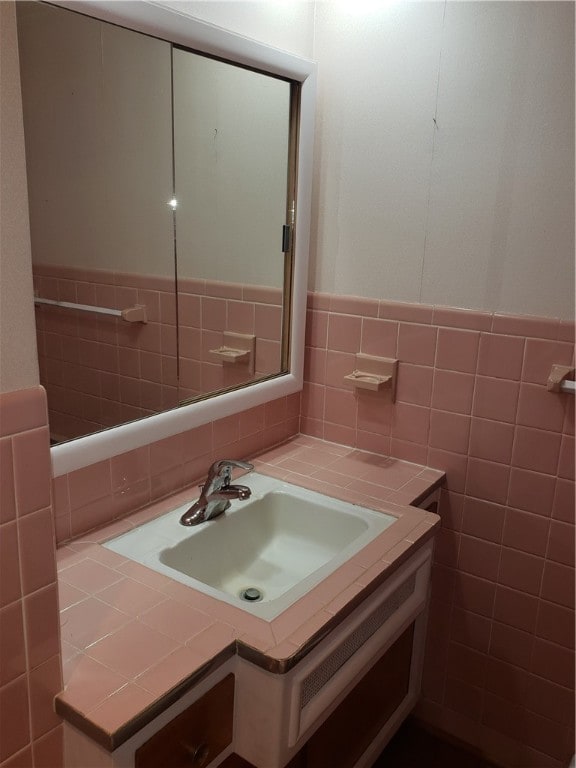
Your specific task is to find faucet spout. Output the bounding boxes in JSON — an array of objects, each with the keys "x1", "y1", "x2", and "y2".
[
  {"x1": 179, "y1": 460, "x2": 253, "y2": 526},
  {"x1": 204, "y1": 485, "x2": 251, "y2": 503},
  {"x1": 224, "y1": 484, "x2": 251, "y2": 500}
]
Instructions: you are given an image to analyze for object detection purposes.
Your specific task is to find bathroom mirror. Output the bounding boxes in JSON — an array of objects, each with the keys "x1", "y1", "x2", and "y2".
[
  {"x1": 17, "y1": 0, "x2": 315, "y2": 476},
  {"x1": 19, "y1": 1, "x2": 293, "y2": 439}
]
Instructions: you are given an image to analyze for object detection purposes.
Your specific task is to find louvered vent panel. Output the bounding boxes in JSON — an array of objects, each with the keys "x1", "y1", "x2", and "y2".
[{"x1": 299, "y1": 574, "x2": 416, "y2": 711}]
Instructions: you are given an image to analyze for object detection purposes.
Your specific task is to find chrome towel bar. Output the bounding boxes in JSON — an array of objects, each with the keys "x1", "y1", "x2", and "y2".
[{"x1": 34, "y1": 297, "x2": 147, "y2": 323}]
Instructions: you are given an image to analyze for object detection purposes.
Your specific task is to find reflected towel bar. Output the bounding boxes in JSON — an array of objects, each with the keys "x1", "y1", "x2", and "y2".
[{"x1": 34, "y1": 297, "x2": 147, "y2": 323}]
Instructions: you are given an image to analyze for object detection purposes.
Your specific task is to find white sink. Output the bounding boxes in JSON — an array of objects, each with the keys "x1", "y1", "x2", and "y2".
[{"x1": 104, "y1": 473, "x2": 396, "y2": 619}]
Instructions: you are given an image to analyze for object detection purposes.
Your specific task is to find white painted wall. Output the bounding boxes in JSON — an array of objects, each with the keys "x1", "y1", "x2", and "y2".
[
  {"x1": 0, "y1": 1, "x2": 39, "y2": 393},
  {"x1": 311, "y1": 1, "x2": 575, "y2": 319},
  {"x1": 311, "y1": 2, "x2": 444, "y2": 305}
]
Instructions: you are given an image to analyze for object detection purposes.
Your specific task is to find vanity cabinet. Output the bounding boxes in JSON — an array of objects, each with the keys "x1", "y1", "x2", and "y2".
[
  {"x1": 135, "y1": 675, "x2": 234, "y2": 768},
  {"x1": 232, "y1": 543, "x2": 433, "y2": 768},
  {"x1": 299, "y1": 624, "x2": 413, "y2": 768},
  {"x1": 220, "y1": 754, "x2": 305, "y2": 768},
  {"x1": 63, "y1": 531, "x2": 436, "y2": 768},
  {"x1": 63, "y1": 665, "x2": 238, "y2": 768},
  {"x1": 225, "y1": 624, "x2": 414, "y2": 768},
  {"x1": 220, "y1": 757, "x2": 255, "y2": 767}
]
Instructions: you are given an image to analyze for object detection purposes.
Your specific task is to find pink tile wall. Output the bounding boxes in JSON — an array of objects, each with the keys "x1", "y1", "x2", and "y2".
[
  {"x1": 52, "y1": 392, "x2": 300, "y2": 544},
  {"x1": 33, "y1": 265, "x2": 283, "y2": 442},
  {"x1": 0, "y1": 387, "x2": 63, "y2": 768},
  {"x1": 302, "y1": 293, "x2": 575, "y2": 768},
  {"x1": 34, "y1": 265, "x2": 179, "y2": 441},
  {"x1": 20, "y1": 283, "x2": 575, "y2": 766},
  {"x1": 177, "y1": 275, "x2": 283, "y2": 402}
]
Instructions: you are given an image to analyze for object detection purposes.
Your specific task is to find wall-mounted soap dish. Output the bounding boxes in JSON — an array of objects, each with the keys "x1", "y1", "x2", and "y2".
[
  {"x1": 210, "y1": 347, "x2": 250, "y2": 363},
  {"x1": 344, "y1": 354, "x2": 398, "y2": 401},
  {"x1": 209, "y1": 332, "x2": 255, "y2": 374},
  {"x1": 344, "y1": 371, "x2": 391, "y2": 391}
]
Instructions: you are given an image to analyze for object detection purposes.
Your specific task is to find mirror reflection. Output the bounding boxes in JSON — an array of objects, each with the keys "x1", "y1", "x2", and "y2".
[
  {"x1": 16, "y1": 2, "x2": 294, "y2": 445},
  {"x1": 172, "y1": 47, "x2": 291, "y2": 402}
]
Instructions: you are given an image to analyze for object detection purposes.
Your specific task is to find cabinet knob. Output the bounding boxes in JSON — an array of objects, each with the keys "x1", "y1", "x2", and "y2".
[{"x1": 182, "y1": 742, "x2": 210, "y2": 766}]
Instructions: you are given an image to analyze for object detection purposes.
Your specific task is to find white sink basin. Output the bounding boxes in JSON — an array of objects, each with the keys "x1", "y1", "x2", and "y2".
[{"x1": 104, "y1": 473, "x2": 396, "y2": 619}]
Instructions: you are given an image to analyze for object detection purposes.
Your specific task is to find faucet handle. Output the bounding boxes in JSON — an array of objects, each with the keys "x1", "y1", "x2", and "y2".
[
  {"x1": 214, "y1": 459, "x2": 254, "y2": 472},
  {"x1": 209, "y1": 459, "x2": 254, "y2": 486}
]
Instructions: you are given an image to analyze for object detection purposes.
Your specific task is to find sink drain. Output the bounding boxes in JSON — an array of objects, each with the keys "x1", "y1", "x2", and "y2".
[{"x1": 239, "y1": 587, "x2": 263, "y2": 602}]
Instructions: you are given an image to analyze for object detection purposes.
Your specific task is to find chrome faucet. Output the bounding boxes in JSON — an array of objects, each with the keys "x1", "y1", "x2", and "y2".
[{"x1": 179, "y1": 459, "x2": 254, "y2": 526}]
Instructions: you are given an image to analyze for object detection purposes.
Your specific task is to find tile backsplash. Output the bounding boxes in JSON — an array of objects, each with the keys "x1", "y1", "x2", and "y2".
[
  {"x1": 302, "y1": 292, "x2": 575, "y2": 768},
  {"x1": 3, "y1": 293, "x2": 573, "y2": 768},
  {"x1": 0, "y1": 387, "x2": 63, "y2": 767},
  {"x1": 52, "y1": 393, "x2": 300, "y2": 543}
]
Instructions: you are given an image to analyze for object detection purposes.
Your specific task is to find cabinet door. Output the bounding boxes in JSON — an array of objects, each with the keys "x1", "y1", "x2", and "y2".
[
  {"x1": 135, "y1": 675, "x2": 234, "y2": 768},
  {"x1": 220, "y1": 753, "x2": 306, "y2": 768},
  {"x1": 219, "y1": 757, "x2": 255, "y2": 768},
  {"x1": 220, "y1": 750, "x2": 306, "y2": 768},
  {"x1": 302, "y1": 624, "x2": 414, "y2": 768}
]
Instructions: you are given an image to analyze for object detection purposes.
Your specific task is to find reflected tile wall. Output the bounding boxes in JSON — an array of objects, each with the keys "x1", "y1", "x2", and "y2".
[
  {"x1": 177, "y1": 276, "x2": 282, "y2": 402},
  {"x1": 33, "y1": 265, "x2": 283, "y2": 442},
  {"x1": 33, "y1": 265, "x2": 179, "y2": 441},
  {"x1": 302, "y1": 292, "x2": 575, "y2": 768},
  {"x1": 0, "y1": 387, "x2": 63, "y2": 767}
]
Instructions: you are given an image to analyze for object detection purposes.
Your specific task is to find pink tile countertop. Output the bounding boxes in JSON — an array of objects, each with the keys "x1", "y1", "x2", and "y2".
[{"x1": 55, "y1": 435, "x2": 444, "y2": 750}]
